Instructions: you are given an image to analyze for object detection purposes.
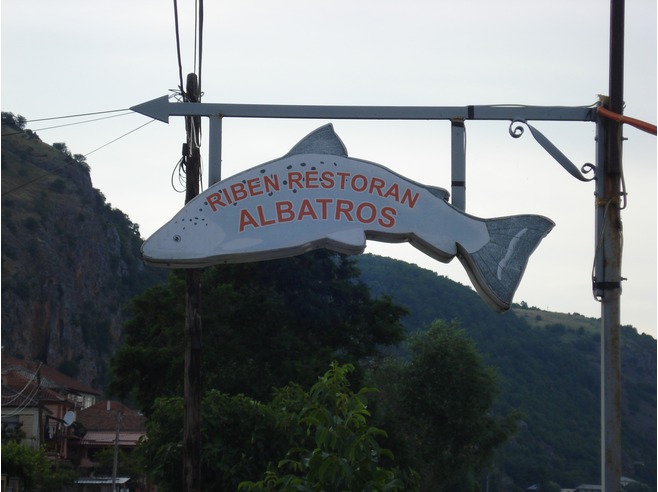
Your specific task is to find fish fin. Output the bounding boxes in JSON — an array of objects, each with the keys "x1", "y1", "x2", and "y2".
[
  {"x1": 325, "y1": 229, "x2": 367, "y2": 254},
  {"x1": 457, "y1": 215, "x2": 554, "y2": 311},
  {"x1": 427, "y1": 185, "x2": 450, "y2": 201},
  {"x1": 285, "y1": 124, "x2": 348, "y2": 157}
]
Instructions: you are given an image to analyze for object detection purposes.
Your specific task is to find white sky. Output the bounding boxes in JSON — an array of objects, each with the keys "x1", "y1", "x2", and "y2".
[{"x1": 2, "y1": 0, "x2": 656, "y2": 336}]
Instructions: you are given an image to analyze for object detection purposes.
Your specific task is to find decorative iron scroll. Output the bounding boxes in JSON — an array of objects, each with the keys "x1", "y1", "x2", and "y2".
[{"x1": 509, "y1": 120, "x2": 596, "y2": 182}]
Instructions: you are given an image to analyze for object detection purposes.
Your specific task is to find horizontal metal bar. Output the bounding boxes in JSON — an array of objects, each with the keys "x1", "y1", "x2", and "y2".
[
  {"x1": 218, "y1": 104, "x2": 596, "y2": 122},
  {"x1": 131, "y1": 96, "x2": 598, "y2": 123},
  {"x1": 471, "y1": 105, "x2": 597, "y2": 122},
  {"x1": 218, "y1": 103, "x2": 470, "y2": 120}
]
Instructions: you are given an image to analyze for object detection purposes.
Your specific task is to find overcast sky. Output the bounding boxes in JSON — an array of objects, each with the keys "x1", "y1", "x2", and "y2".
[{"x1": 2, "y1": 0, "x2": 656, "y2": 336}]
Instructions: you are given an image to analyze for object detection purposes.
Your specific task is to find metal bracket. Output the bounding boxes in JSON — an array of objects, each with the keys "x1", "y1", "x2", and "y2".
[{"x1": 509, "y1": 120, "x2": 596, "y2": 182}]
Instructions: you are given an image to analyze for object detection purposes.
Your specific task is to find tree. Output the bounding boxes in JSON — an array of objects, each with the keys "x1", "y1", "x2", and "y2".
[
  {"x1": 52, "y1": 142, "x2": 71, "y2": 156},
  {"x1": 242, "y1": 362, "x2": 408, "y2": 492},
  {"x1": 1, "y1": 112, "x2": 26, "y2": 130},
  {"x1": 137, "y1": 392, "x2": 288, "y2": 491},
  {"x1": 110, "y1": 250, "x2": 406, "y2": 413},
  {"x1": 109, "y1": 273, "x2": 186, "y2": 413},
  {"x1": 368, "y1": 321, "x2": 519, "y2": 491},
  {"x1": 1, "y1": 441, "x2": 75, "y2": 491},
  {"x1": 1, "y1": 420, "x2": 26, "y2": 444},
  {"x1": 73, "y1": 153, "x2": 91, "y2": 171},
  {"x1": 137, "y1": 363, "x2": 410, "y2": 491}
]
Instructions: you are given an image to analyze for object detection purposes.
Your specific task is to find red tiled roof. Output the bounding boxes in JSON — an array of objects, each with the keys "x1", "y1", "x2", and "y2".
[
  {"x1": 1, "y1": 383, "x2": 40, "y2": 407},
  {"x1": 2, "y1": 355, "x2": 101, "y2": 396},
  {"x1": 76, "y1": 401, "x2": 146, "y2": 432},
  {"x1": 1, "y1": 370, "x2": 72, "y2": 408}
]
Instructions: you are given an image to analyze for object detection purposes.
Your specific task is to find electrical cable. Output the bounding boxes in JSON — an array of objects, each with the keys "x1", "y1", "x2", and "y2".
[
  {"x1": 591, "y1": 197, "x2": 625, "y2": 302},
  {"x1": 26, "y1": 108, "x2": 130, "y2": 123},
  {"x1": 173, "y1": 0, "x2": 187, "y2": 101},
  {"x1": 3, "y1": 112, "x2": 135, "y2": 137},
  {"x1": 3, "y1": 374, "x2": 43, "y2": 416},
  {"x1": 592, "y1": 200, "x2": 612, "y2": 302},
  {"x1": 193, "y1": 0, "x2": 198, "y2": 75},
  {"x1": 171, "y1": 151, "x2": 204, "y2": 193},
  {"x1": 4, "y1": 383, "x2": 42, "y2": 416},
  {"x1": 2, "y1": 111, "x2": 135, "y2": 138},
  {"x1": 597, "y1": 106, "x2": 657, "y2": 135},
  {"x1": 171, "y1": 156, "x2": 187, "y2": 193},
  {"x1": 171, "y1": 0, "x2": 204, "y2": 194},
  {"x1": 1, "y1": 119, "x2": 156, "y2": 197},
  {"x1": 170, "y1": 0, "x2": 203, "y2": 101},
  {"x1": 1, "y1": 160, "x2": 77, "y2": 197},
  {"x1": 1, "y1": 363, "x2": 42, "y2": 407},
  {"x1": 198, "y1": 0, "x2": 204, "y2": 96},
  {"x1": 83, "y1": 119, "x2": 155, "y2": 157}
]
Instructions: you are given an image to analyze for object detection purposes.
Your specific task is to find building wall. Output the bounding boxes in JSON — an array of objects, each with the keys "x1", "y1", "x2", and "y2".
[{"x1": 1, "y1": 408, "x2": 40, "y2": 449}]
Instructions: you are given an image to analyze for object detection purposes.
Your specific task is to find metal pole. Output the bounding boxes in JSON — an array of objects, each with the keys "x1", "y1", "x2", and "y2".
[
  {"x1": 451, "y1": 119, "x2": 466, "y2": 211},
  {"x1": 208, "y1": 115, "x2": 222, "y2": 186},
  {"x1": 598, "y1": 1, "x2": 624, "y2": 490},
  {"x1": 183, "y1": 73, "x2": 203, "y2": 492},
  {"x1": 111, "y1": 404, "x2": 123, "y2": 492}
]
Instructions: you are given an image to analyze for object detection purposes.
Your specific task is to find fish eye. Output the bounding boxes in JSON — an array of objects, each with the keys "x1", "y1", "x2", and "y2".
[{"x1": 173, "y1": 235, "x2": 181, "y2": 242}]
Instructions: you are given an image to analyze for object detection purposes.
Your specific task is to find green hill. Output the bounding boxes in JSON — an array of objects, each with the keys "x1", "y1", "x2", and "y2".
[{"x1": 356, "y1": 253, "x2": 656, "y2": 489}]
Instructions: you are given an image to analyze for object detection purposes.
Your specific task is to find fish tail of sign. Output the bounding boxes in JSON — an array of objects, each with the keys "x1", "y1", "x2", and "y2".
[{"x1": 457, "y1": 215, "x2": 555, "y2": 312}]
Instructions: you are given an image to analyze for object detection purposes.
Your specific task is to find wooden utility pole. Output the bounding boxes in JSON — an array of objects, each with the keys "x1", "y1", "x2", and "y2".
[
  {"x1": 598, "y1": 1, "x2": 624, "y2": 490},
  {"x1": 183, "y1": 72, "x2": 203, "y2": 492}
]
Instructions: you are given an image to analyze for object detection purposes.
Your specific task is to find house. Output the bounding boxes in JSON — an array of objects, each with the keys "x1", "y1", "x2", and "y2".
[
  {"x1": 69, "y1": 400, "x2": 146, "y2": 470},
  {"x1": 1, "y1": 355, "x2": 101, "y2": 460},
  {"x1": 2, "y1": 355, "x2": 101, "y2": 410},
  {"x1": 69, "y1": 400, "x2": 152, "y2": 491},
  {"x1": 1, "y1": 368, "x2": 43, "y2": 449},
  {"x1": 2, "y1": 357, "x2": 152, "y2": 490}
]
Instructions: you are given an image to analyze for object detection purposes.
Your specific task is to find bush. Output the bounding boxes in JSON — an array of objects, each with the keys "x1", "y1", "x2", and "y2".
[{"x1": 1, "y1": 441, "x2": 75, "y2": 490}]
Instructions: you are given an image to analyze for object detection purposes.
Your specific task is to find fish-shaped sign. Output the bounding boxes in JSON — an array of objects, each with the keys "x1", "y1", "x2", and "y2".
[{"x1": 143, "y1": 124, "x2": 554, "y2": 311}]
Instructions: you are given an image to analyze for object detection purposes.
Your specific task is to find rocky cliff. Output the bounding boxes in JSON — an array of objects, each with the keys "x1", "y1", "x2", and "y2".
[{"x1": 1, "y1": 113, "x2": 166, "y2": 389}]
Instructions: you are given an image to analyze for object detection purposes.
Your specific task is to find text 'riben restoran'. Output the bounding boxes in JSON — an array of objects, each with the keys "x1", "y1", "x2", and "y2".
[{"x1": 204, "y1": 170, "x2": 420, "y2": 232}]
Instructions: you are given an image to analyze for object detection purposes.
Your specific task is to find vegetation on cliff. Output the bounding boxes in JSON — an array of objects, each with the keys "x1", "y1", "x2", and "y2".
[{"x1": 1, "y1": 113, "x2": 166, "y2": 387}]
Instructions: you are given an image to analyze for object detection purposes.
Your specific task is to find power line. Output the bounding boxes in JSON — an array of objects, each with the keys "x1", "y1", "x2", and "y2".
[
  {"x1": 25, "y1": 112, "x2": 134, "y2": 135},
  {"x1": 173, "y1": 0, "x2": 186, "y2": 101},
  {"x1": 196, "y1": 0, "x2": 204, "y2": 95},
  {"x1": 26, "y1": 108, "x2": 130, "y2": 123},
  {"x1": 2, "y1": 159, "x2": 79, "y2": 197},
  {"x1": 1, "y1": 119, "x2": 157, "y2": 197},
  {"x1": 3, "y1": 380, "x2": 42, "y2": 416},
  {"x1": 2, "y1": 110, "x2": 135, "y2": 138},
  {"x1": 83, "y1": 119, "x2": 155, "y2": 157},
  {"x1": 1, "y1": 363, "x2": 42, "y2": 407},
  {"x1": 172, "y1": 0, "x2": 204, "y2": 100}
]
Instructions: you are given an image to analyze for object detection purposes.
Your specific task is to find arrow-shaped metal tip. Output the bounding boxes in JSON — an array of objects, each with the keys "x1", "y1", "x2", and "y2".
[{"x1": 130, "y1": 95, "x2": 171, "y2": 123}]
